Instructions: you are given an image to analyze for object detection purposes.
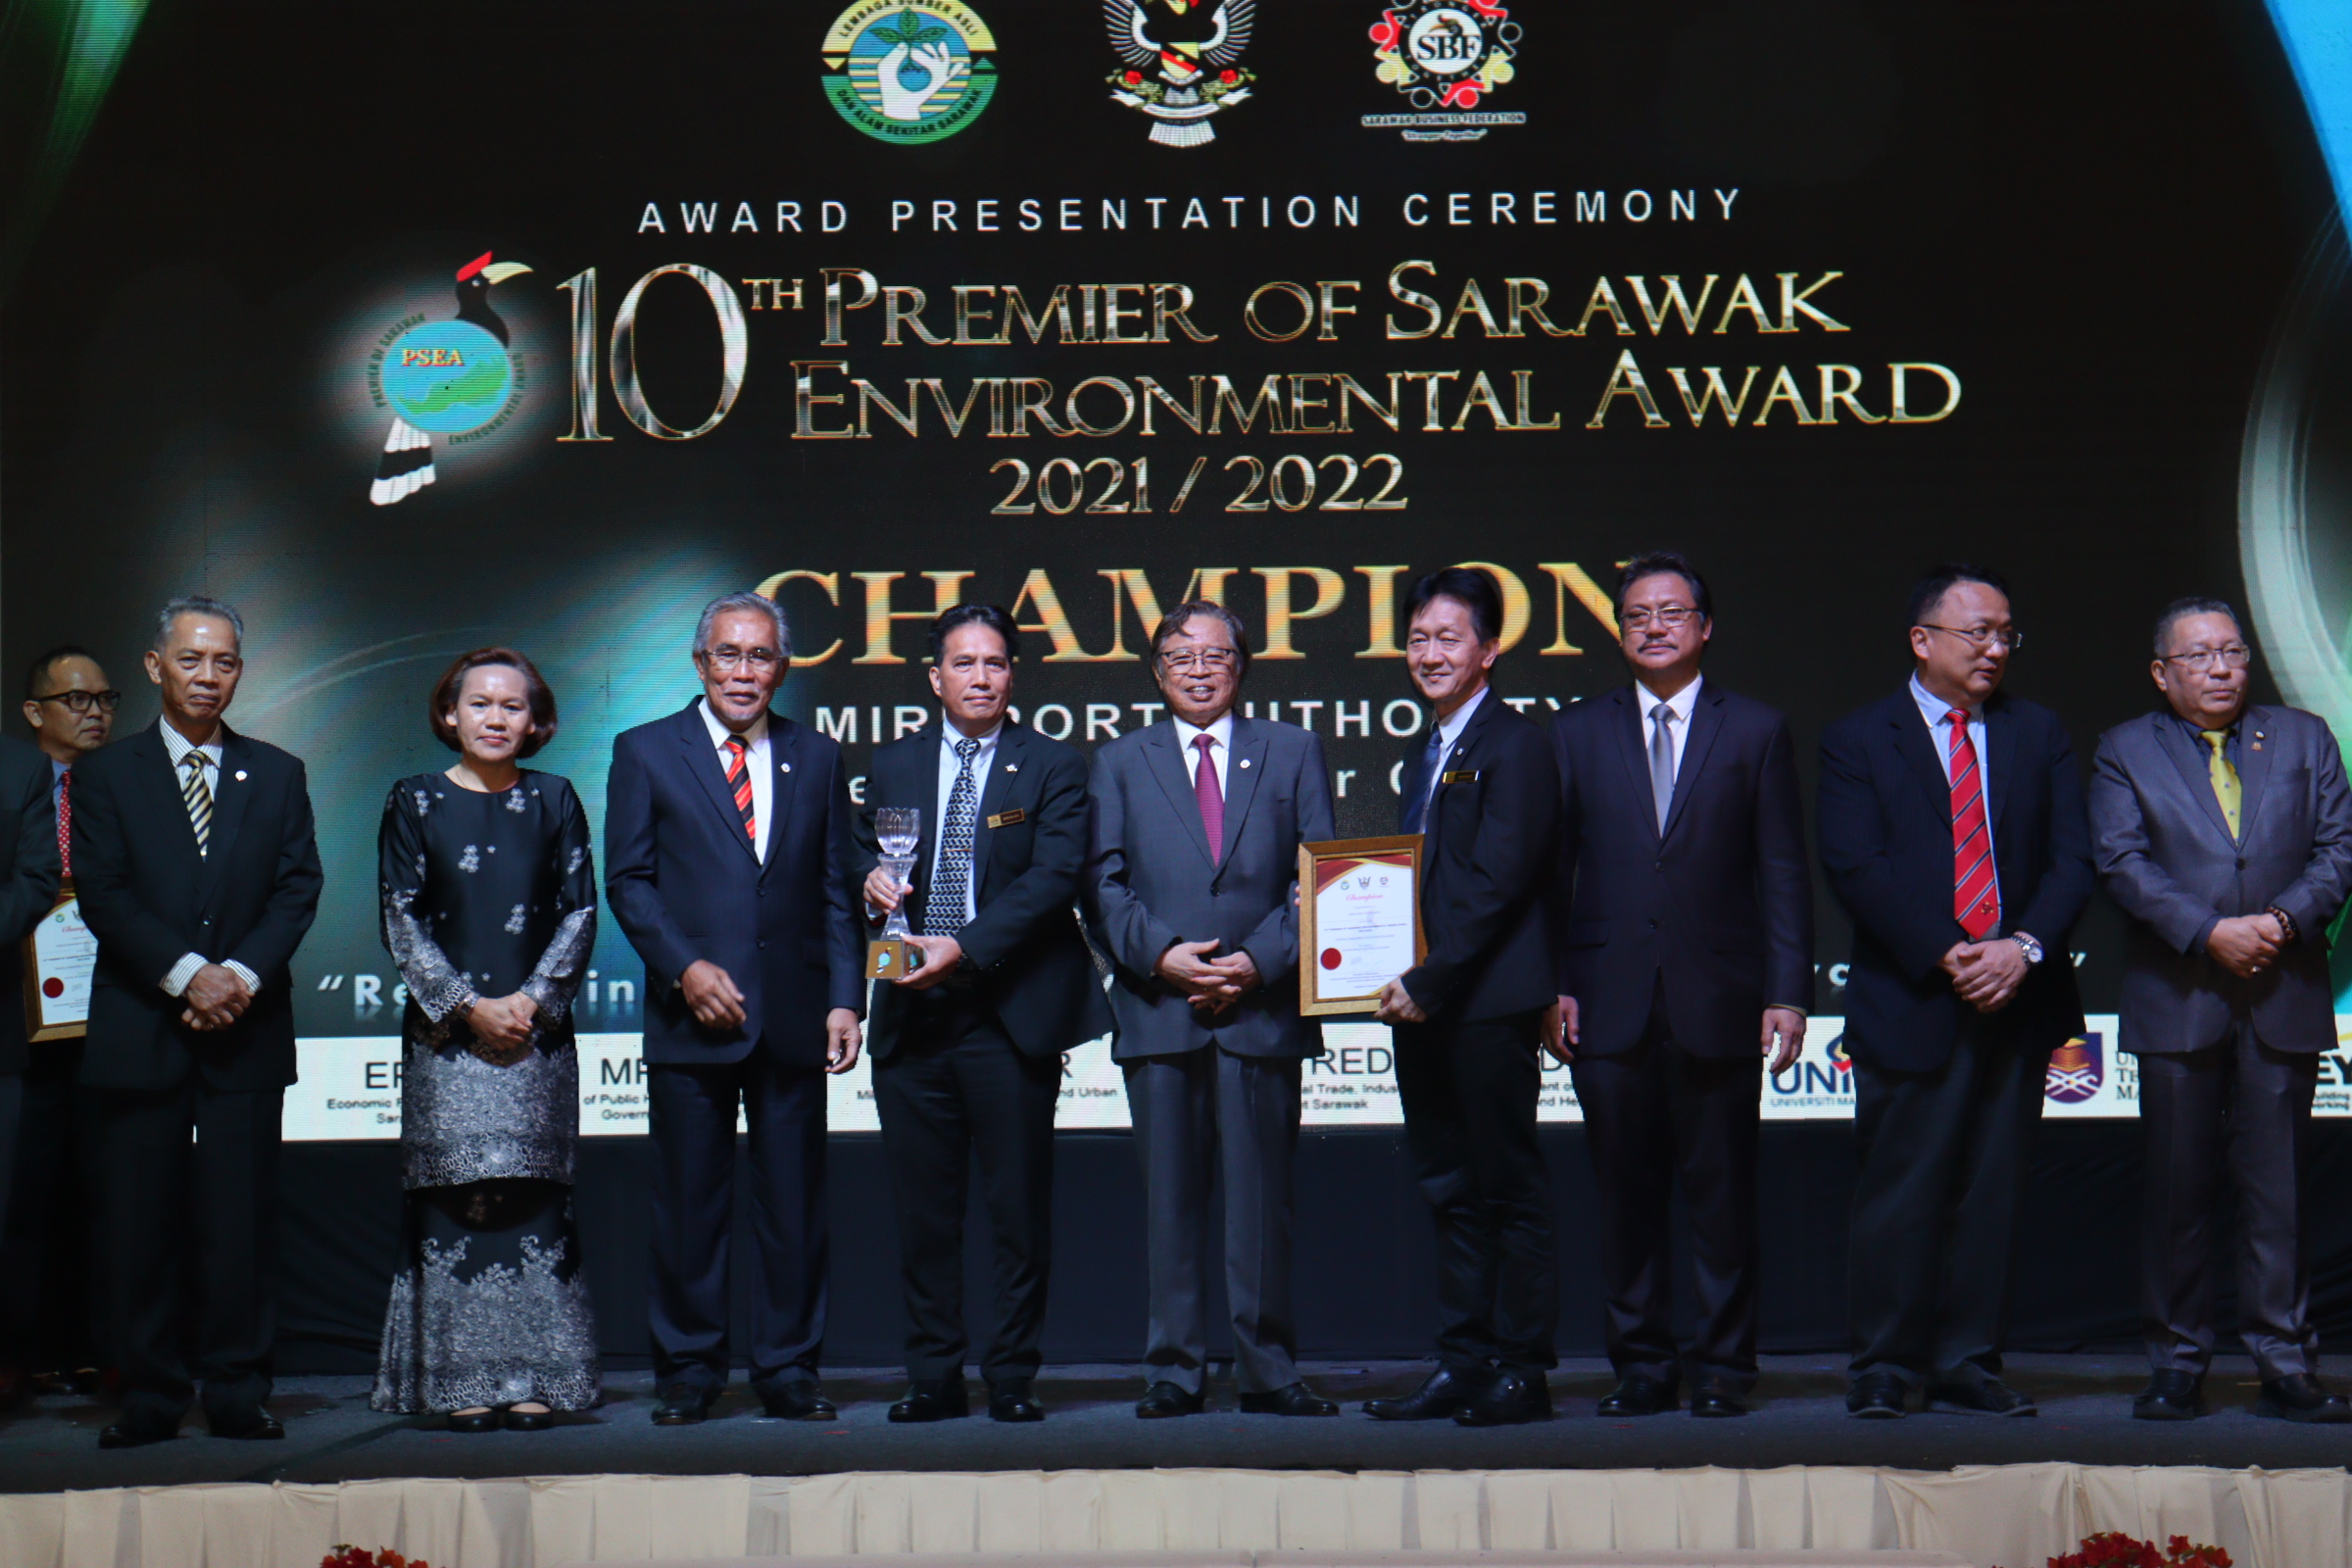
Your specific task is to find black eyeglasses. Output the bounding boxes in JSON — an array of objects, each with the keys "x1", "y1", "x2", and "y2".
[
  {"x1": 2160, "y1": 646, "x2": 2252, "y2": 672},
  {"x1": 33, "y1": 690, "x2": 121, "y2": 714}
]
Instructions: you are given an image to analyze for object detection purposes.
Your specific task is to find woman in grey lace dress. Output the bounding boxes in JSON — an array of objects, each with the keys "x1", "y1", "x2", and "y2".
[{"x1": 370, "y1": 648, "x2": 600, "y2": 1431}]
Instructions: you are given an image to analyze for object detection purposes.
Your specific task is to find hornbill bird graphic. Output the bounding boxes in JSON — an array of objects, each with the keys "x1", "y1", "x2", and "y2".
[{"x1": 369, "y1": 252, "x2": 532, "y2": 507}]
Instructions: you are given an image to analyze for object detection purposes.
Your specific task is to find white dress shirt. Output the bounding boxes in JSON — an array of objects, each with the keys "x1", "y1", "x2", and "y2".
[
  {"x1": 698, "y1": 698, "x2": 773, "y2": 864},
  {"x1": 1638, "y1": 674, "x2": 1704, "y2": 781},
  {"x1": 928, "y1": 716, "x2": 1004, "y2": 927},
  {"x1": 158, "y1": 722, "x2": 260, "y2": 999},
  {"x1": 1173, "y1": 710, "x2": 1235, "y2": 796},
  {"x1": 1909, "y1": 672, "x2": 2003, "y2": 918}
]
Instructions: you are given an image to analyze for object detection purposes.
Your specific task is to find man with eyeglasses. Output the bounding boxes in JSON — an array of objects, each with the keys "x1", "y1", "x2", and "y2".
[
  {"x1": 1547, "y1": 552, "x2": 1812, "y2": 1421},
  {"x1": 2089, "y1": 598, "x2": 2352, "y2": 1424},
  {"x1": 0, "y1": 649, "x2": 118, "y2": 1406},
  {"x1": 1085, "y1": 600, "x2": 1340, "y2": 1419},
  {"x1": 606, "y1": 590, "x2": 865, "y2": 1427},
  {"x1": 1818, "y1": 564, "x2": 2093, "y2": 1420}
]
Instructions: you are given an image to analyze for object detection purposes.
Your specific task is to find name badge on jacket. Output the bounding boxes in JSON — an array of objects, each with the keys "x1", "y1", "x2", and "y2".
[
  {"x1": 986, "y1": 808, "x2": 1026, "y2": 829},
  {"x1": 1442, "y1": 769, "x2": 1483, "y2": 784}
]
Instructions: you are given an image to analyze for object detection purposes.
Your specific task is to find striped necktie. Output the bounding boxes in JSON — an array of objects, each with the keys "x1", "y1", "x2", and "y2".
[
  {"x1": 181, "y1": 752, "x2": 213, "y2": 858},
  {"x1": 723, "y1": 737, "x2": 757, "y2": 845},
  {"x1": 1946, "y1": 710, "x2": 1996, "y2": 939}
]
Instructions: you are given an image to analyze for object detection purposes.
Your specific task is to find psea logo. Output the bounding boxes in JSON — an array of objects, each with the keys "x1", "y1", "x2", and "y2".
[{"x1": 2045, "y1": 1033, "x2": 2104, "y2": 1104}]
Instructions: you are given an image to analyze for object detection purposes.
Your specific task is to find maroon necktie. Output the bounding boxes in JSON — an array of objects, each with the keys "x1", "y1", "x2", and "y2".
[
  {"x1": 1946, "y1": 710, "x2": 1998, "y2": 939},
  {"x1": 1193, "y1": 734, "x2": 1224, "y2": 865},
  {"x1": 723, "y1": 738, "x2": 757, "y2": 845}
]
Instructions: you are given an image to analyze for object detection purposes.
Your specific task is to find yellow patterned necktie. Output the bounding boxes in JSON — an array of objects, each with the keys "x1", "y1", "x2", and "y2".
[{"x1": 2200, "y1": 729, "x2": 2240, "y2": 839}]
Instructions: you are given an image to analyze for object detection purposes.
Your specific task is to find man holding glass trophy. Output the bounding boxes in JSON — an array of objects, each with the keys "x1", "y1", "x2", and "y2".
[{"x1": 855, "y1": 606, "x2": 1108, "y2": 1424}]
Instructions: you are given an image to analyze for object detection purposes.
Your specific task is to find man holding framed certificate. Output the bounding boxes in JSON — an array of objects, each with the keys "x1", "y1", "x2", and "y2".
[{"x1": 1367, "y1": 567, "x2": 1561, "y2": 1428}]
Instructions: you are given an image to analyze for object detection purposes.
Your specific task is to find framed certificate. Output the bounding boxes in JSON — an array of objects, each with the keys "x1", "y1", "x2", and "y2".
[
  {"x1": 1297, "y1": 835, "x2": 1427, "y2": 1016},
  {"x1": 23, "y1": 890, "x2": 94, "y2": 1042}
]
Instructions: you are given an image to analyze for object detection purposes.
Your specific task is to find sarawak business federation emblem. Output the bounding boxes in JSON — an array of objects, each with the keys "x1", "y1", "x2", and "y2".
[
  {"x1": 1364, "y1": 0, "x2": 1522, "y2": 141},
  {"x1": 823, "y1": 0, "x2": 999, "y2": 144},
  {"x1": 1105, "y1": 0, "x2": 1254, "y2": 147}
]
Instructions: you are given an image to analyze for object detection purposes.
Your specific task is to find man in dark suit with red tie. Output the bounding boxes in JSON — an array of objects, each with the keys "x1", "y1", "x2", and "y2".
[
  {"x1": 606, "y1": 590, "x2": 865, "y2": 1426},
  {"x1": 1550, "y1": 553, "x2": 1813, "y2": 1420},
  {"x1": 1817, "y1": 564, "x2": 2094, "y2": 1419}
]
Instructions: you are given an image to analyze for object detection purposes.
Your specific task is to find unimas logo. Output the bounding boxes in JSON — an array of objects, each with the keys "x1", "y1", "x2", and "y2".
[
  {"x1": 363, "y1": 251, "x2": 532, "y2": 506},
  {"x1": 2045, "y1": 1034, "x2": 2104, "y2": 1104},
  {"x1": 823, "y1": 0, "x2": 999, "y2": 144}
]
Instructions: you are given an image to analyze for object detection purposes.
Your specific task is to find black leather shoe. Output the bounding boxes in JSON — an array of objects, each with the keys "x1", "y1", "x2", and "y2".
[
  {"x1": 2256, "y1": 1373, "x2": 2351, "y2": 1423},
  {"x1": 447, "y1": 1407, "x2": 502, "y2": 1433},
  {"x1": 1135, "y1": 1381, "x2": 1205, "y2": 1418},
  {"x1": 759, "y1": 1381, "x2": 838, "y2": 1421},
  {"x1": 888, "y1": 1381, "x2": 970, "y2": 1422},
  {"x1": 1363, "y1": 1366, "x2": 1487, "y2": 1421},
  {"x1": 210, "y1": 1406, "x2": 284, "y2": 1440},
  {"x1": 1455, "y1": 1369, "x2": 1552, "y2": 1426},
  {"x1": 1846, "y1": 1372, "x2": 1907, "y2": 1419},
  {"x1": 503, "y1": 1405, "x2": 556, "y2": 1432},
  {"x1": 1595, "y1": 1375, "x2": 1678, "y2": 1417},
  {"x1": 2132, "y1": 1370, "x2": 2203, "y2": 1421},
  {"x1": 1927, "y1": 1376, "x2": 2036, "y2": 1417},
  {"x1": 988, "y1": 1381, "x2": 1046, "y2": 1422},
  {"x1": 1238, "y1": 1381, "x2": 1340, "y2": 1416},
  {"x1": 652, "y1": 1383, "x2": 716, "y2": 1425},
  {"x1": 1690, "y1": 1378, "x2": 1747, "y2": 1418},
  {"x1": 98, "y1": 1417, "x2": 178, "y2": 1449}
]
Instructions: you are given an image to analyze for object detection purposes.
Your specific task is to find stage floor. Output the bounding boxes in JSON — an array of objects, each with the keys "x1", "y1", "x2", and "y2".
[{"x1": 5, "y1": 1354, "x2": 2349, "y2": 1495}]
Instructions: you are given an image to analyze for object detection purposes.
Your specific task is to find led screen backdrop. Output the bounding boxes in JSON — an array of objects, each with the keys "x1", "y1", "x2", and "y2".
[{"x1": 5, "y1": 0, "x2": 2350, "y2": 1135}]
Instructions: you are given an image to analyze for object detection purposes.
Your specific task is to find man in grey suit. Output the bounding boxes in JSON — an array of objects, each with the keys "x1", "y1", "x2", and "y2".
[
  {"x1": 1085, "y1": 600, "x2": 1339, "y2": 1419},
  {"x1": 2090, "y1": 596, "x2": 2352, "y2": 1423}
]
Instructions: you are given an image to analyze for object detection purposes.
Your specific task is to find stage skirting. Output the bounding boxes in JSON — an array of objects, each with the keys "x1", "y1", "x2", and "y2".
[{"x1": 1, "y1": 1464, "x2": 2346, "y2": 1568}]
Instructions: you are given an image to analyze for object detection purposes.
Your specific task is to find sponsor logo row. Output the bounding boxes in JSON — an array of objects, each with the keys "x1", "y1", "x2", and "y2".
[{"x1": 823, "y1": 0, "x2": 1522, "y2": 147}]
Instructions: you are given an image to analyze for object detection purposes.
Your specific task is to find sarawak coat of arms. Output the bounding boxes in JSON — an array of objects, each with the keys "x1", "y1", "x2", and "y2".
[{"x1": 1105, "y1": 0, "x2": 1254, "y2": 147}]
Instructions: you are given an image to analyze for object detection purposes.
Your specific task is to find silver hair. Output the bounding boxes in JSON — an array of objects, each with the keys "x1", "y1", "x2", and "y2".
[
  {"x1": 153, "y1": 595, "x2": 245, "y2": 653},
  {"x1": 693, "y1": 590, "x2": 791, "y2": 660}
]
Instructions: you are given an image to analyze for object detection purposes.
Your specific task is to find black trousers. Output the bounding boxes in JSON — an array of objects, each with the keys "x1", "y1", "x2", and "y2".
[
  {"x1": 1570, "y1": 989, "x2": 1762, "y2": 1391},
  {"x1": 2138, "y1": 1028, "x2": 2320, "y2": 1382},
  {"x1": 647, "y1": 1052, "x2": 826, "y2": 1393},
  {"x1": 1394, "y1": 1009, "x2": 1558, "y2": 1375},
  {"x1": 1848, "y1": 1016, "x2": 2041, "y2": 1386},
  {"x1": 873, "y1": 1000, "x2": 1059, "y2": 1384},
  {"x1": 93, "y1": 1081, "x2": 282, "y2": 1426},
  {"x1": 0, "y1": 1043, "x2": 99, "y2": 1373}
]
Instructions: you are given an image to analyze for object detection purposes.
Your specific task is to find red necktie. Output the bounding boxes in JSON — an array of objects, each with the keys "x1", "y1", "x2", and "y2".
[
  {"x1": 723, "y1": 738, "x2": 757, "y2": 845},
  {"x1": 1946, "y1": 710, "x2": 1998, "y2": 939},
  {"x1": 56, "y1": 769, "x2": 71, "y2": 879},
  {"x1": 1193, "y1": 734, "x2": 1224, "y2": 866}
]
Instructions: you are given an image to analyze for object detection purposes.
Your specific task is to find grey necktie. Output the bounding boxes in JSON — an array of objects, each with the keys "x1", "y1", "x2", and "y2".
[
  {"x1": 1648, "y1": 705, "x2": 1677, "y2": 833},
  {"x1": 925, "y1": 737, "x2": 982, "y2": 936}
]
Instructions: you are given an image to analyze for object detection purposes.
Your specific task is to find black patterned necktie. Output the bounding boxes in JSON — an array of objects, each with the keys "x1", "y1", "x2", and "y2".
[
  {"x1": 181, "y1": 752, "x2": 213, "y2": 858},
  {"x1": 925, "y1": 737, "x2": 982, "y2": 936}
]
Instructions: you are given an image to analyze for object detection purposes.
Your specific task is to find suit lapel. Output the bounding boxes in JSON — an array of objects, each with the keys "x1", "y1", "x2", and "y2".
[
  {"x1": 1661, "y1": 685, "x2": 1725, "y2": 841},
  {"x1": 1145, "y1": 721, "x2": 1216, "y2": 868},
  {"x1": 1889, "y1": 698, "x2": 1951, "y2": 822},
  {"x1": 138, "y1": 725, "x2": 206, "y2": 875},
  {"x1": 195, "y1": 727, "x2": 257, "y2": 901},
  {"x1": 1985, "y1": 699, "x2": 2018, "y2": 828},
  {"x1": 967, "y1": 723, "x2": 1020, "y2": 905},
  {"x1": 676, "y1": 703, "x2": 758, "y2": 867},
  {"x1": 2235, "y1": 706, "x2": 2275, "y2": 842},
  {"x1": 1217, "y1": 714, "x2": 1268, "y2": 874},
  {"x1": 1611, "y1": 688, "x2": 1660, "y2": 844},
  {"x1": 2154, "y1": 712, "x2": 2237, "y2": 846},
  {"x1": 759, "y1": 715, "x2": 798, "y2": 881}
]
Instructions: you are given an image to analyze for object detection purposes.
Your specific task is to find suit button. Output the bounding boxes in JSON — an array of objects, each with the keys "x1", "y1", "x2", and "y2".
[
  {"x1": 1647, "y1": 917, "x2": 1659, "y2": 930},
  {"x1": 2236, "y1": 857, "x2": 2247, "y2": 869},
  {"x1": 1653, "y1": 860, "x2": 1664, "y2": 872},
  {"x1": 1209, "y1": 889, "x2": 1221, "y2": 899},
  {"x1": 758, "y1": 888, "x2": 765, "y2": 898},
  {"x1": 758, "y1": 940, "x2": 767, "y2": 950}
]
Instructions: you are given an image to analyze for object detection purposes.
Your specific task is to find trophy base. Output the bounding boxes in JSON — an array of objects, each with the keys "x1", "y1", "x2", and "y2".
[{"x1": 866, "y1": 937, "x2": 916, "y2": 981}]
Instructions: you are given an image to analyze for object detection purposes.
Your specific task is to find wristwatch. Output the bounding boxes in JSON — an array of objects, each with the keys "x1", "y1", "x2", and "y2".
[{"x1": 2009, "y1": 932, "x2": 2044, "y2": 965}]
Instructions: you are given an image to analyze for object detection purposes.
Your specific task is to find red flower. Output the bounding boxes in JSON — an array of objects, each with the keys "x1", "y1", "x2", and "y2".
[
  {"x1": 1123, "y1": 70, "x2": 1142, "y2": 84},
  {"x1": 1219, "y1": 69, "x2": 1239, "y2": 83}
]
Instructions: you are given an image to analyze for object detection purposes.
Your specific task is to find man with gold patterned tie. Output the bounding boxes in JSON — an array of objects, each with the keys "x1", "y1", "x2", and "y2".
[{"x1": 2090, "y1": 597, "x2": 2352, "y2": 1423}]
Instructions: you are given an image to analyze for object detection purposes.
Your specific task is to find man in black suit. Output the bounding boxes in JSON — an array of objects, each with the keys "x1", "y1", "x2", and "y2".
[
  {"x1": 73, "y1": 597, "x2": 321, "y2": 1448},
  {"x1": 1366, "y1": 567, "x2": 1561, "y2": 1427},
  {"x1": 854, "y1": 605, "x2": 1110, "y2": 1424},
  {"x1": 0, "y1": 692, "x2": 65, "y2": 1410},
  {"x1": 2091, "y1": 598, "x2": 2352, "y2": 1422},
  {"x1": 606, "y1": 590, "x2": 865, "y2": 1426},
  {"x1": 1550, "y1": 552, "x2": 1812, "y2": 1420},
  {"x1": 1817, "y1": 564, "x2": 2093, "y2": 1419},
  {"x1": 1085, "y1": 601, "x2": 1338, "y2": 1419}
]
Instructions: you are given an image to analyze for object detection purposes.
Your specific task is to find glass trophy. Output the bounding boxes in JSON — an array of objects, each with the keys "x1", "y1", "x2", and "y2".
[{"x1": 865, "y1": 807, "x2": 921, "y2": 980}]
